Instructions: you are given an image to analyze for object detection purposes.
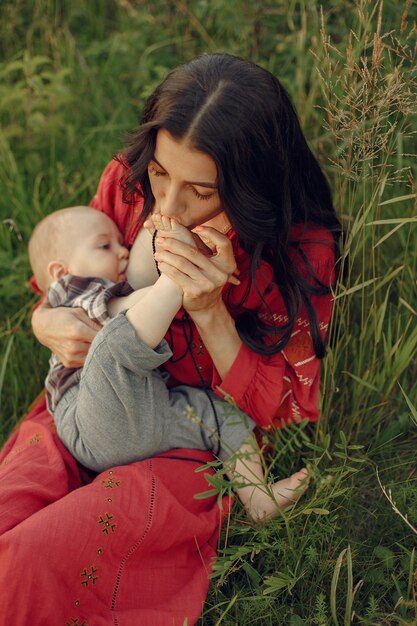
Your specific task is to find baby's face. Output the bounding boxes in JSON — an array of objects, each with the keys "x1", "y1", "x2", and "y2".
[{"x1": 67, "y1": 211, "x2": 129, "y2": 282}]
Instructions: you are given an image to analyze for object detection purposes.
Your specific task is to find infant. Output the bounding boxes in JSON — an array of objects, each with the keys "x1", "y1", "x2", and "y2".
[{"x1": 29, "y1": 205, "x2": 308, "y2": 521}]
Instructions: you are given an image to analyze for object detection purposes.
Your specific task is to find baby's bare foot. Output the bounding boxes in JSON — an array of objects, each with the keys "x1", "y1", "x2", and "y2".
[
  {"x1": 144, "y1": 213, "x2": 196, "y2": 248},
  {"x1": 246, "y1": 468, "x2": 309, "y2": 522}
]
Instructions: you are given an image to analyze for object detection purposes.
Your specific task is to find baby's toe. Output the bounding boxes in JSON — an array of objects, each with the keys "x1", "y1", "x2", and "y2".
[
  {"x1": 161, "y1": 215, "x2": 172, "y2": 231},
  {"x1": 152, "y1": 213, "x2": 162, "y2": 226}
]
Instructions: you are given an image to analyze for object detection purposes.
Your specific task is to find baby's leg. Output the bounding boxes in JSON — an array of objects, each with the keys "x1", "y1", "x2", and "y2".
[
  {"x1": 160, "y1": 387, "x2": 255, "y2": 459},
  {"x1": 127, "y1": 215, "x2": 206, "y2": 348},
  {"x1": 227, "y1": 436, "x2": 309, "y2": 522},
  {"x1": 126, "y1": 273, "x2": 182, "y2": 349},
  {"x1": 53, "y1": 314, "x2": 174, "y2": 472},
  {"x1": 55, "y1": 314, "x2": 254, "y2": 472}
]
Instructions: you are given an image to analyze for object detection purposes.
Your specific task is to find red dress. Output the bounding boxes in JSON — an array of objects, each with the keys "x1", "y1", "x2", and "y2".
[{"x1": 0, "y1": 160, "x2": 336, "y2": 625}]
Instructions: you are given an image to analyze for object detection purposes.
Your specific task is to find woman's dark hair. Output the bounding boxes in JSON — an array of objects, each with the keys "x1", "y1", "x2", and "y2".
[{"x1": 118, "y1": 53, "x2": 341, "y2": 358}]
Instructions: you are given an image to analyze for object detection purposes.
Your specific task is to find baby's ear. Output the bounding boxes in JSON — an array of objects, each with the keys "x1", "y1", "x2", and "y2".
[{"x1": 47, "y1": 260, "x2": 68, "y2": 282}]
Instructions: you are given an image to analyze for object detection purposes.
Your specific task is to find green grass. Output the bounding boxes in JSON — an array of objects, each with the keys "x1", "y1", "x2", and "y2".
[{"x1": 1, "y1": 1, "x2": 416, "y2": 624}]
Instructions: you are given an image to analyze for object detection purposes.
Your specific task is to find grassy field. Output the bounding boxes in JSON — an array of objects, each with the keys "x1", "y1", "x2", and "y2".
[{"x1": 0, "y1": 1, "x2": 416, "y2": 624}]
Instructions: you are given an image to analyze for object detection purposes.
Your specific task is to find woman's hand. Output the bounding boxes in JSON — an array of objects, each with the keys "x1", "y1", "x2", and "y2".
[
  {"x1": 154, "y1": 226, "x2": 243, "y2": 378},
  {"x1": 32, "y1": 302, "x2": 101, "y2": 368},
  {"x1": 154, "y1": 226, "x2": 239, "y2": 313}
]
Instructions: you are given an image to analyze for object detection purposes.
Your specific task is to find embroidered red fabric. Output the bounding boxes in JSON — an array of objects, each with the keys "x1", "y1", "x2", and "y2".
[{"x1": 0, "y1": 396, "x2": 226, "y2": 625}]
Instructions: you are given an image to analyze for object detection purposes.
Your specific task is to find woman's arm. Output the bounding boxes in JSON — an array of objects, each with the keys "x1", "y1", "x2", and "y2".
[
  {"x1": 153, "y1": 227, "x2": 336, "y2": 429},
  {"x1": 153, "y1": 225, "x2": 242, "y2": 377},
  {"x1": 187, "y1": 299, "x2": 242, "y2": 380}
]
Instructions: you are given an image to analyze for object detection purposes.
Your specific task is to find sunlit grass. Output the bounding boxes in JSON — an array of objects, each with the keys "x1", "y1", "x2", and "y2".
[{"x1": 0, "y1": 1, "x2": 416, "y2": 623}]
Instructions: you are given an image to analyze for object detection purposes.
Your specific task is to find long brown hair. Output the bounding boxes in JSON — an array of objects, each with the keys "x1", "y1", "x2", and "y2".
[{"x1": 118, "y1": 53, "x2": 341, "y2": 357}]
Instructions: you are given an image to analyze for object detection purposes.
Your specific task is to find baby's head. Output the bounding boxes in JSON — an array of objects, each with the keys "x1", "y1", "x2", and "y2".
[{"x1": 29, "y1": 206, "x2": 129, "y2": 291}]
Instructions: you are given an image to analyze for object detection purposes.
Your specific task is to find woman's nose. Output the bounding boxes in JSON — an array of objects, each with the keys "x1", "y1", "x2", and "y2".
[{"x1": 159, "y1": 184, "x2": 183, "y2": 218}]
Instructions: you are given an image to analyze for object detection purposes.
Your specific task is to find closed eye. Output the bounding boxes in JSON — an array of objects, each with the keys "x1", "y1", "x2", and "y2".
[
  {"x1": 191, "y1": 188, "x2": 215, "y2": 201},
  {"x1": 149, "y1": 164, "x2": 165, "y2": 177}
]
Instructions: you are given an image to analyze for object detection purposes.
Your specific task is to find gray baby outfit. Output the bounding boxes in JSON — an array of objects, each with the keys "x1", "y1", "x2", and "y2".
[{"x1": 46, "y1": 276, "x2": 254, "y2": 472}]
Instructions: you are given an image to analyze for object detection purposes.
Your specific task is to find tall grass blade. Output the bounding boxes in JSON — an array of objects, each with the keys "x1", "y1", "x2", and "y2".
[
  {"x1": 344, "y1": 545, "x2": 353, "y2": 625},
  {"x1": 213, "y1": 594, "x2": 238, "y2": 625},
  {"x1": 331, "y1": 547, "x2": 347, "y2": 625},
  {"x1": 0, "y1": 334, "x2": 14, "y2": 413},
  {"x1": 398, "y1": 384, "x2": 417, "y2": 426}
]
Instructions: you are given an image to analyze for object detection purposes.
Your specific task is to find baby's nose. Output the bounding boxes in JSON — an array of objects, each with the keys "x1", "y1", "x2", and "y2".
[{"x1": 119, "y1": 246, "x2": 129, "y2": 259}]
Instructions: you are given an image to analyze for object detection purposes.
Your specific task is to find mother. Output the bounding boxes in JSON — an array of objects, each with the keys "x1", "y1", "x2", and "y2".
[{"x1": 0, "y1": 53, "x2": 340, "y2": 624}]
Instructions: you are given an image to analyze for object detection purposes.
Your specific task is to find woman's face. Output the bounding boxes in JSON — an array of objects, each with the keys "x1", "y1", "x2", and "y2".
[{"x1": 147, "y1": 129, "x2": 223, "y2": 230}]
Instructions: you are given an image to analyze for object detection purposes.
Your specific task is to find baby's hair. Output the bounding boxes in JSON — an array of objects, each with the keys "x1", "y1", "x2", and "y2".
[{"x1": 29, "y1": 206, "x2": 92, "y2": 291}]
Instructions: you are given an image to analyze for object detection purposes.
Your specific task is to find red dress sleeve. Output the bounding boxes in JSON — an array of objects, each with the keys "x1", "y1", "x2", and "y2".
[{"x1": 212, "y1": 227, "x2": 336, "y2": 430}]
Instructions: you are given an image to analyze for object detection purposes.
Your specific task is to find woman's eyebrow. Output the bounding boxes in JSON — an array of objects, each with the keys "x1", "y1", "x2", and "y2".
[{"x1": 151, "y1": 156, "x2": 218, "y2": 189}]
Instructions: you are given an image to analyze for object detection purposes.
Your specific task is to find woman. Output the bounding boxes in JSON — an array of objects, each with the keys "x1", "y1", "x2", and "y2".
[{"x1": 0, "y1": 53, "x2": 340, "y2": 625}]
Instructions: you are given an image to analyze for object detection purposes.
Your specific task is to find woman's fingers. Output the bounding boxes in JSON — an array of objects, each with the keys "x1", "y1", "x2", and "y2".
[
  {"x1": 154, "y1": 249, "x2": 227, "y2": 287},
  {"x1": 32, "y1": 304, "x2": 100, "y2": 368},
  {"x1": 54, "y1": 310, "x2": 100, "y2": 367},
  {"x1": 227, "y1": 274, "x2": 241, "y2": 286},
  {"x1": 155, "y1": 239, "x2": 220, "y2": 272},
  {"x1": 193, "y1": 224, "x2": 232, "y2": 249},
  {"x1": 72, "y1": 308, "x2": 102, "y2": 333},
  {"x1": 156, "y1": 259, "x2": 224, "y2": 313},
  {"x1": 156, "y1": 233, "x2": 239, "y2": 282},
  {"x1": 194, "y1": 225, "x2": 240, "y2": 275}
]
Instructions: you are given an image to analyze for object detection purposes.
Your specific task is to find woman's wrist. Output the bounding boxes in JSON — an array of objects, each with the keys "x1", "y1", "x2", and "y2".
[
  {"x1": 189, "y1": 300, "x2": 242, "y2": 380},
  {"x1": 187, "y1": 298, "x2": 226, "y2": 328}
]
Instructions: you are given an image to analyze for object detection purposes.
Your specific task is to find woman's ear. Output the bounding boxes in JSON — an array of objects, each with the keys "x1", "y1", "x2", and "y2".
[{"x1": 47, "y1": 260, "x2": 68, "y2": 282}]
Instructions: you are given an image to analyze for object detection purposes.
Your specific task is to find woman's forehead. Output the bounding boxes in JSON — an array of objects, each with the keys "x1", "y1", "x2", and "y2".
[{"x1": 154, "y1": 129, "x2": 217, "y2": 183}]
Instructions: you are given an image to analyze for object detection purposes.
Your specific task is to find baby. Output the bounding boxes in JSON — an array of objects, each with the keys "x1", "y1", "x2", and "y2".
[{"x1": 29, "y1": 205, "x2": 307, "y2": 521}]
